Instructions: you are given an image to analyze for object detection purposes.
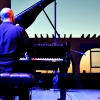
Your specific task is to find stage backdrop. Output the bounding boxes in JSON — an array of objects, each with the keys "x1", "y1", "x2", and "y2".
[{"x1": 11, "y1": 0, "x2": 100, "y2": 38}]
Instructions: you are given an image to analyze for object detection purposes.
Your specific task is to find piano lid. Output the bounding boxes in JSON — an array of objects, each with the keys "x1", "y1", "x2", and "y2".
[{"x1": 15, "y1": 0, "x2": 55, "y2": 29}]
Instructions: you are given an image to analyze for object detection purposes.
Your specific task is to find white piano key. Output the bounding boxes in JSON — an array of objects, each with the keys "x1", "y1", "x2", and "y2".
[{"x1": 19, "y1": 57, "x2": 64, "y2": 62}]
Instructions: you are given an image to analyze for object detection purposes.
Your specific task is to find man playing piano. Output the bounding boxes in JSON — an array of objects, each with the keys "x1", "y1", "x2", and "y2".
[
  {"x1": 0, "y1": 7, "x2": 33, "y2": 72},
  {"x1": 0, "y1": 7, "x2": 33, "y2": 100}
]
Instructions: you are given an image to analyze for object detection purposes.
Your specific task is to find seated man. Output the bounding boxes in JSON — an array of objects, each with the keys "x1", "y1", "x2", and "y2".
[
  {"x1": 0, "y1": 7, "x2": 34, "y2": 100},
  {"x1": 0, "y1": 7, "x2": 33, "y2": 72}
]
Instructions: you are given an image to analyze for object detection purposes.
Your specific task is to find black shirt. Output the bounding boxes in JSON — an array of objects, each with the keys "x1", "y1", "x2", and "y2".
[{"x1": 0, "y1": 22, "x2": 33, "y2": 72}]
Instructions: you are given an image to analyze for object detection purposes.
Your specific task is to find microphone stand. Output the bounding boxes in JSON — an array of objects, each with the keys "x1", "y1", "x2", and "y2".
[{"x1": 54, "y1": 0, "x2": 57, "y2": 43}]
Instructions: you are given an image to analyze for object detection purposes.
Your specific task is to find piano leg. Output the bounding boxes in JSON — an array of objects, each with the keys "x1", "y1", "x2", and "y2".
[
  {"x1": 58, "y1": 68, "x2": 68, "y2": 100},
  {"x1": 59, "y1": 89, "x2": 66, "y2": 100}
]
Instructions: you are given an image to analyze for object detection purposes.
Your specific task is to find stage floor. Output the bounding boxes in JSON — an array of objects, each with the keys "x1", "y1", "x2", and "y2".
[{"x1": 31, "y1": 89, "x2": 100, "y2": 100}]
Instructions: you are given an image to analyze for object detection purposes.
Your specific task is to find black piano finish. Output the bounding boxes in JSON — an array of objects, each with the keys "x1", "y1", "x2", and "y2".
[
  {"x1": 34, "y1": 44, "x2": 66, "y2": 58},
  {"x1": 18, "y1": 42, "x2": 70, "y2": 73},
  {"x1": 17, "y1": 60, "x2": 69, "y2": 72},
  {"x1": 18, "y1": 43, "x2": 70, "y2": 72},
  {"x1": 15, "y1": 0, "x2": 55, "y2": 29}
]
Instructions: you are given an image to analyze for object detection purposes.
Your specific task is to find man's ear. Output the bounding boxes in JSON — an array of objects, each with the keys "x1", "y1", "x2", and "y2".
[
  {"x1": 0, "y1": 17, "x2": 3, "y2": 22},
  {"x1": 0, "y1": 18, "x2": 2, "y2": 24}
]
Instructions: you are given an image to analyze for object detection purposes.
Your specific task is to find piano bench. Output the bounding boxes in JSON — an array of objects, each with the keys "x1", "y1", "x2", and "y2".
[{"x1": 0, "y1": 73, "x2": 34, "y2": 100}]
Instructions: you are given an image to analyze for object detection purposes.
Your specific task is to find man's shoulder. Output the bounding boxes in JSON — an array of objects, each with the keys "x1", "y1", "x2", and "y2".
[
  {"x1": 0, "y1": 22, "x2": 24, "y2": 31},
  {"x1": 14, "y1": 25, "x2": 23, "y2": 30},
  {"x1": 12, "y1": 25, "x2": 25, "y2": 32}
]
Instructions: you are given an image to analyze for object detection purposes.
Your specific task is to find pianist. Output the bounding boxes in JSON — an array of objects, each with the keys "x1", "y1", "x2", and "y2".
[
  {"x1": 0, "y1": 8, "x2": 33, "y2": 73},
  {"x1": 0, "y1": 7, "x2": 34, "y2": 100}
]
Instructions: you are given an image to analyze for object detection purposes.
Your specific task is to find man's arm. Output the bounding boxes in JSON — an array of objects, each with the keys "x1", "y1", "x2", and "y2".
[{"x1": 20, "y1": 29, "x2": 35, "y2": 59}]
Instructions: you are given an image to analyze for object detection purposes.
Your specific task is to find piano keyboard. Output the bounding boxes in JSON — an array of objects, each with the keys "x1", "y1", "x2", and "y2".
[{"x1": 19, "y1": 58, "x2": 64, "y2": 62}]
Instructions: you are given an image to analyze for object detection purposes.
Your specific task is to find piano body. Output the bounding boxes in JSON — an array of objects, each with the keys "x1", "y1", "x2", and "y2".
[
  {"x1": 19, "y1": 43, "x2": 70, "y2": 73},
  {"x1": 14, "y1": 0, "x2": 71, "y2": 73},
  {"x1": 14, "y1": 1, "x2": 71, "y2": 99}
]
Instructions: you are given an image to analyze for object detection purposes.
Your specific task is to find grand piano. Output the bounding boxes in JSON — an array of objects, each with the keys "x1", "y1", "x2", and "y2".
[
  {"x1": 14, "y1": 0, "x2": 71, "y2": 100},
  {"x1": 18, "y1": 43, "x2": 70, "y2": 73},
  {"x1": 15, "y1": 0, "x2": 71, "y2": 72}
]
